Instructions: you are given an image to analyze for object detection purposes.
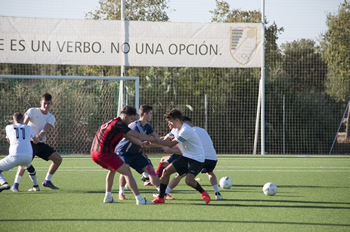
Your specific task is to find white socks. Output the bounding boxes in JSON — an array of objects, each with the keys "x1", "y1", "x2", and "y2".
[
  {"x1": 45, "y1": 173, "x2": 53, "y2": 181},
  {"x1": 14, "y1": 175, "x2": 22, "y2": 184}
]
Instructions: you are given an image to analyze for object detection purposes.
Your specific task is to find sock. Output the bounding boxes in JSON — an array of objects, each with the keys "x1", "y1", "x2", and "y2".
[
  {"x1": 28, "y1": 170, "x2": 38, "y2": 186},
  {"x1": 195, "y1": 182, "x2": 205, "y2": 194},
  {"x1": 159, "y1": 183, "x2": 167, "y2": 198},
  {"x1": 213, "y1": 184, "x2": 219, "y2": 193},
  {"x1": 165, "y1": 186, "x2": 172, "y2": 194},
  {"x1": 156, "y1": 186, "x2": 160, "y2": 192},
  {"x1": 119, "y1": 186, "x2": 125, "y2": 194},
  {"x1": 105, "y1": 192, "x2": 112, "y2": 198},
  {"x1": 45, "y1": 173, "x2": 53, "y2": 181},
  {"x1": 14, "y1": 175, "x2": 22, "y2": 184},
  {"x1": 156, "y1": 162, "x2": 165, "y2": 178},
  {"x1": 0, "y1": 174, "x2": 6, "y2": 185},
  {"x1": 135, "y1": 194, "x2": 143, "y2": 201},
  {"x1": 143, "y1": 172, "x2": 149, "y2": 178}
]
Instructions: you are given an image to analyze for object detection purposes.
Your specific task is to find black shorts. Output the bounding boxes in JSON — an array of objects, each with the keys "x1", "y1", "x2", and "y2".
[
  {"x1": 31, "y1": 142, "x2": 56, "y2": 161},
  {"x1": 167, "y1": 154, "x2": 181, "y2": 163},
  {"x1": 202, "y1": 159, "x2": 217, "y2": 173},
  {"x1": 172, "y1": 156, "x2": 204, "y2": 176}
]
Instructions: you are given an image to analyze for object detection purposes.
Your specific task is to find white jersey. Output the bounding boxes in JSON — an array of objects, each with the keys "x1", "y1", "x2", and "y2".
[
  {"x1": 167, "y1": 123, "x2": 205, "y2": 162},
  {"x1": 193, "y1": 126, "x2": 217, "y2": 161},
  {"x1": 25, "y1": 107, "x2": 55, "y2": 143},
  {"x1": 6, "y1": 123, "x2": 35, "y2": 156}
]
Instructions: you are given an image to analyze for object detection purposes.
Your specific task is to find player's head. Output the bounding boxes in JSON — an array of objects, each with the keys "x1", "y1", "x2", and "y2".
[
  {"x1": 182, "y1": 116, "x2": 194, "y2": 127},
  {"x1": 40, "y1": 92, "x2": 52, "y2": 113},
  {"x1": 13, "y1": 112, "x2": 24, "y2": 123},
  {"x1": 139, "y1": 105, "x2": 153, "y2": 122},
  {"x1": 165, "y1": 108, "x2": 183, "y2": 129},
  {"x1": 120, "y1": 106, "x2": 137, "y2": 125}
]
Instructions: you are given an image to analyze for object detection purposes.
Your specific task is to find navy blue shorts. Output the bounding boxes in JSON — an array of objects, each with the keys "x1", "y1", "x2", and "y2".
[
  {"x1": 118, "y1": 151, "x2": 150, "y2": 174},
  {"x1": 167, "y1": 154, "x2": 181, "y2": 163},
  {"x1": 172, "y1": 156, "x2": 204, "y2": 176}
]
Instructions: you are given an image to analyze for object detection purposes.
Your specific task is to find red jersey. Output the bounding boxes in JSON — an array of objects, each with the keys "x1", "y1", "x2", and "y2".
[{"x1": 91, "y1": 117, "x2": 131, "y2": 154}]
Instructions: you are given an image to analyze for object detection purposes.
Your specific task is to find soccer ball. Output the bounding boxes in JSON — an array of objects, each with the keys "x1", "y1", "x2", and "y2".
[
  {"x1": 219, "y1": 176, "x2": 232, "y2": 189},
  {"x1": 263, "y1": 182, "x2": 277, "y2": 196},
  {"x1": 125, "y1": 177, "x2": 137, "y2": 190}
]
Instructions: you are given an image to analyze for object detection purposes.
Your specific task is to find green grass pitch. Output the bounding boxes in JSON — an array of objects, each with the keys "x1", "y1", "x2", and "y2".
[{"x1": 1, "y1": 154, "x2": 349, "y2": 232}]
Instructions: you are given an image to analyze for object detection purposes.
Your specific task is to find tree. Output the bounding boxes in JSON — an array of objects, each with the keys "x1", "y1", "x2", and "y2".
[
  {"x1": 85, "y1": 0, "x2": 169, "y2": 21},
  {"x1": 319, "y1": 0, "x2": 350, "y2": 100},
  {"x1": 281, "y1": 39, "x2": 327, "y2": 92}
]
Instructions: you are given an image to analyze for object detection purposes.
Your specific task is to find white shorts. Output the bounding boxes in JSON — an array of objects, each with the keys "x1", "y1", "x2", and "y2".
[{"x1": 0, "y1": 154, "x2": 32, "y2": 172}]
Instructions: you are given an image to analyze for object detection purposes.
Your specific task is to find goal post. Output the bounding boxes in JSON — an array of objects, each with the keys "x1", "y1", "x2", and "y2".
[{"x1": 0, "y1": 75, "x2": 139, "y2": 155}]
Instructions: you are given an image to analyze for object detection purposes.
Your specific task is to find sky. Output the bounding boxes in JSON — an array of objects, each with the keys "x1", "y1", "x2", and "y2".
[{"x1": 0, "y1": 0, "x2": 343, "y2": 47}]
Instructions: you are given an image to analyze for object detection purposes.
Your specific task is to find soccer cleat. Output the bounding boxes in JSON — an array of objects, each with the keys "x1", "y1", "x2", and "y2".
[
  {"x1": 215, "y1": 192, "x2": 223, "y2": 200},
  {"x1": 28, "y1": 186, "x2": 40, "y2": 192},
  {"x1": 153, "y1": 193, "x2": 175, "y2": 200},
  {"x1": 11, "y1": 183, "x2": 19, "y2": 192},
  {"x1": 201, "y1": 191, "x2": 211, "y2": 204},
  {"x1": 0, "y1": 183, "x2": 10, "y2": 193},
  {"x1": 136, "y1": 198, "x2": 154, "y2": 205},
  {"x1": 141, "y1": 175, "x2": 150, "y2": 182},
  {"x1": 152, "y1": 196, "x2": 165, "y2": 204},
  {"x1": 42, "y1": 180, "x2": 59, "y2": 189},
  {"x1": 104, "y1": 197, "x2": 117, "y2": 203},
  {"x1": 144, "y1": 181, "x2": 152, "y2": 186},
  {"x1": 118, "y1": 193, "x2": 126, "y2": 200},
  {"x1": 201, "y1": 168, "x2": 208, "y2": 173}
]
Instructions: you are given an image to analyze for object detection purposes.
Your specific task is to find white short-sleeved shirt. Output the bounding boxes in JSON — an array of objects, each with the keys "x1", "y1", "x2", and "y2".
[
  {"x1": 25, "y1": 108, "x2": 55, "y2": 143},
  {"x1": 193, "y1": 126, "x2": 217, "y2": 161},
  {"x1": 6, "y1": 123, "x2": 35, "y2": 156},
  {"x1": 167, "y1": 123, "x2": 205, "y2": 162}
]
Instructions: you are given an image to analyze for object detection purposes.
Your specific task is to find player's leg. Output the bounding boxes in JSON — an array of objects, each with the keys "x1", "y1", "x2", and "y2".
[
  {"x1": 185, "y1": 159, "x2": 210, "y2": 204},
  {"x1": 1, "y1": 155, "x2": 31, "y2": 192},
  {"x1": 117, "y1": 164, "x2": 153, "y2": 205},
  {"x1": 142, "y1": 164, "x2": 160, "y2": 188},
  {"x1": 207, "y1": 171, "x2": 222, "y2": 200},
  {"x1": 153, "y1": 161, "x2": 181, "y2": 204},
  {"x1": 118, "y1": 174, "x2": 127, "y2": 200}
]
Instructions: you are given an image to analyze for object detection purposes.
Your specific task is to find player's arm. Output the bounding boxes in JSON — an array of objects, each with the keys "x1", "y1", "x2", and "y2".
[
  {"x1": 123, "y1": 133, "x2": 143, "y2": 147},
  {"x1": 158, "y1": 139, "x2": 178, "y2": 148},
  {"x1": 31, "y1": 136, "x2": 39, "y2": 144},
  {"x1": 125, "y1": 130, "x2": 158, "y2": 143},
  {"x1": 162, "y1": 146, "x2": 182, "y2": 155},
  {"x1": 23, "y1": 115, "x2": 31, "y2": 125},
  {"x1": 149, "y1": 131, "x2": 160, "y2": 138},
  {"x1": 6, "y1": 138, "x2": 10, "y2": 144},
  {"x1": 37, "y1": 123, "x2": 53, "y2": 141}
]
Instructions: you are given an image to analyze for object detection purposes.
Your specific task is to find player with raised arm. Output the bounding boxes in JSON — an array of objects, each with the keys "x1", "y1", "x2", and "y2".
[
  {"x1": 115, "y1": 105, "x2": 162, "y2": 200},
  {"x1": 91, "y1": 106, "x2": 158, "y2": 205},
  {"x1": 152, "y1": 109, "x2": 211, "y2": 204},
  {"x1": 11, "y1": 93, "x2": 62, "y2": 192},
  {"x1": 0, "y1": 112, "x2": 39, "y2": 192}
]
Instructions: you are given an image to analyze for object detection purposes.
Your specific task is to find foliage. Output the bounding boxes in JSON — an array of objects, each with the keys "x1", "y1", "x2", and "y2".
[
  {"x1": 281, "y1": 39, "x2": 327, "y2": 92},
  {"x1": 85, "y1": 0, "x2": 170, "y2": 21},
  {"x1": 319, "y1": 0, "x2": 350, "y2": 100}
]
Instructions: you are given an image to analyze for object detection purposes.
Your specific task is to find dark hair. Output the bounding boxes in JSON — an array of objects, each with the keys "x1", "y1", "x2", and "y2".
[
  {"x1": 139, "y1": 105, "x2": 153, "y2": 117},
  {"x1": 13, "y1": 112, "x2": 24, "y2": 122},
  {"x1": 182, "y1": 116, "x2": 192, "y2": 123},
  {"x1": 42, "y1": 92, "x2": 52, "y2": 101},
  {"x1": 121, "y1": 106, "x2": 137, "y2": 116},
  {"x1": 165, "y1": 108, "x2": 182, "y2": 121}
]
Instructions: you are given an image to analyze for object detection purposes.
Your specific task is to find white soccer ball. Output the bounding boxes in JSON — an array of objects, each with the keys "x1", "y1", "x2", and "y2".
[
  {"x1": 125, "y1": 177, "x2": 137, "y2": 190},
  {"x1": 263, "y1": 182, "x2": 277, "y2": 196},
  {"x1": 219, "y1": 176, "x2": 232, "y2": 189}
]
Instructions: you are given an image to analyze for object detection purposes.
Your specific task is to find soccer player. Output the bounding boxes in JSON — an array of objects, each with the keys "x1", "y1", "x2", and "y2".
[
  {"x1": 156, "y1": 116, "x2": 223, "y2": 200},
  {"x1": 116, "y1": 105, "x2": 161, "y2": 200},
  {"x1": 90, "y1": 106, "x2": 158, "y2": 205},
  {"x1": 11, "y1": 92, "x2": 62, "y2": 192},
  {"x1": 0, "y1": 112, "x2": 39, "y2": 192},
  {"x1": 152, "y1": 109, "x2": 211, "y2": 204}
]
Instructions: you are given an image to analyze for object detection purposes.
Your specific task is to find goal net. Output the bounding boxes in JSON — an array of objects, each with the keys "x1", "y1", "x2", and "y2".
[{"x1": 0, "y1": 75, "x2": 139, "y2": 155}]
